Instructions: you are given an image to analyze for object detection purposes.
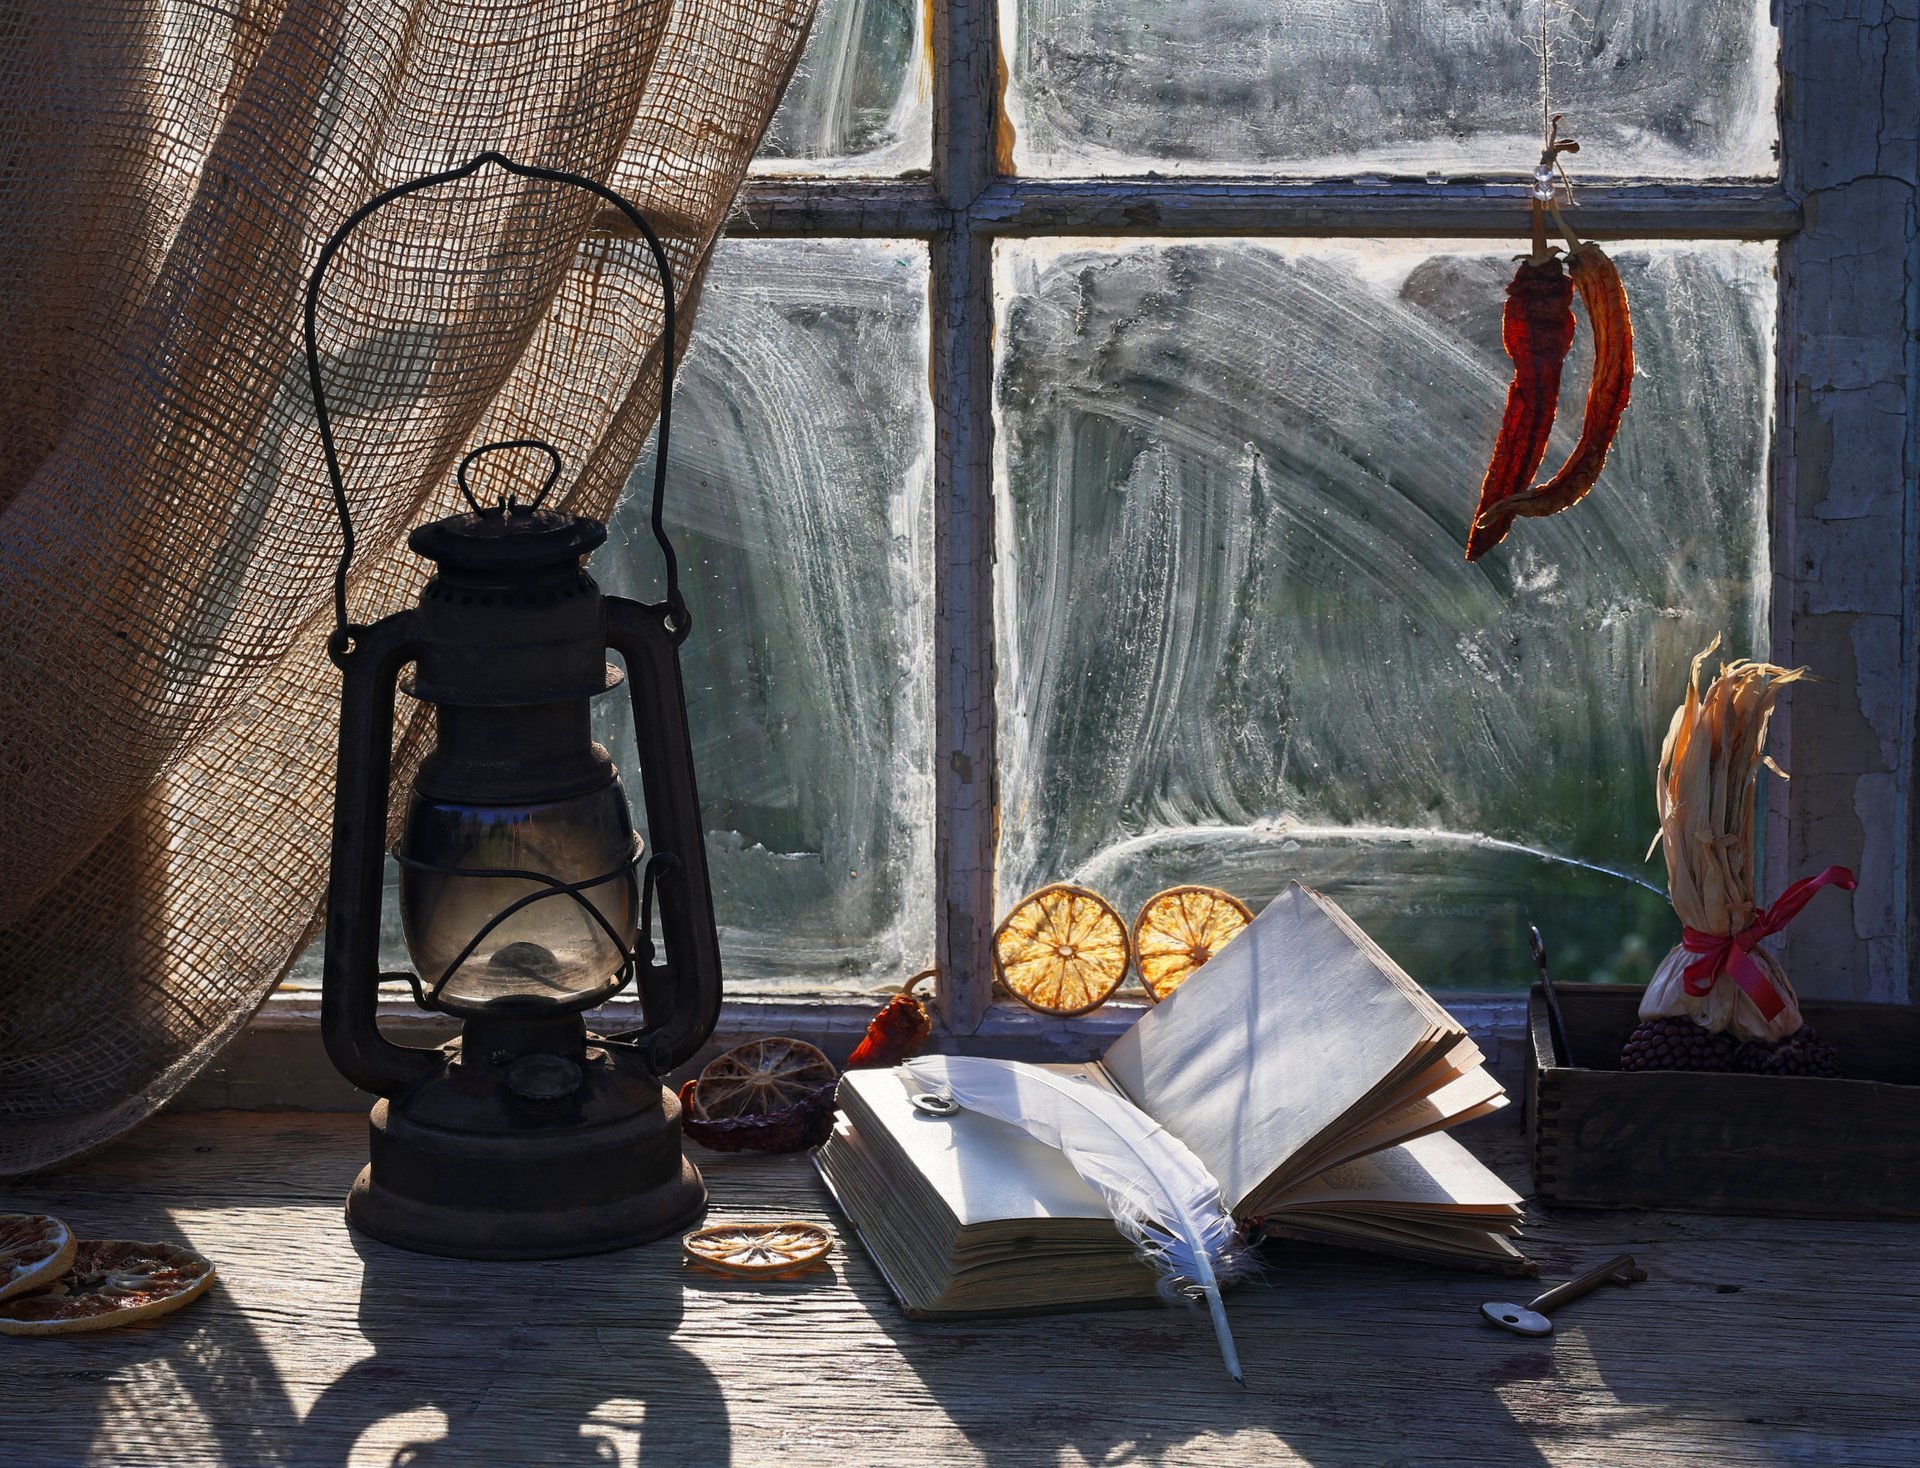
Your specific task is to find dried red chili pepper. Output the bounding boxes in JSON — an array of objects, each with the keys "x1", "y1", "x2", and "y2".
[
  {"x1": 1502, "y1": 239, "x2": 1633, "y2": 523},
  {"x1": 1464, "y1": 252, "x2": 1577, "y2": 561},
  {"x1": 844, "y1": 971, "x2": 935, "y2": 1070}
]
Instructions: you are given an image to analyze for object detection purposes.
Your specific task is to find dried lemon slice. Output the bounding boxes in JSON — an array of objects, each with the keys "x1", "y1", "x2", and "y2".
[
  {"x1": 993, "y1": 883, "x2": 1131, "y2": 1016},
  {"x1": 693, "y1": 1038, "x2": 839, "y2": 1121},
  {"x1": 0, "y1": 1239, "x2": 215, "y2": 1335},
  {"x1": 1133, "y1": 885, "x2": 1254, "y2": 1002},
  {"x1": 683, "y1": 1222, "x2": 831, "y2": 1276},
  {"x1": 0, "y1": 1213, "x2": 75, "y2": 1304}
]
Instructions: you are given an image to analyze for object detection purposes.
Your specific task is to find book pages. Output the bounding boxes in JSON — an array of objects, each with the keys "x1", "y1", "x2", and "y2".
[
  {"x1": 1265, "y1": 1132, "x2": 1523, "y2": 1217},
  {"x1": 1101, "y1": 883, "x2": 1459, "y2": 1210},
  {"x1": 1269, "y1": 1067, "x2": 1508, "y2": 1198},
  {"x1": 835, "y1": 1066, "x2": 1114, "y2": 1228},
  {"x1": 817, "y1": 1117, "x2": 1160, "y2": 1314}
]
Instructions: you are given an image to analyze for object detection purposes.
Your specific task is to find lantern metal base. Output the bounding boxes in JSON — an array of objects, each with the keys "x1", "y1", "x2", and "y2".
[
  {"x1": 344, "y1": 1023, "x2": 707, "y2": 1260},
  {"x1": 346, "y1": 1154, "x2": 706, "y2": 1261}
]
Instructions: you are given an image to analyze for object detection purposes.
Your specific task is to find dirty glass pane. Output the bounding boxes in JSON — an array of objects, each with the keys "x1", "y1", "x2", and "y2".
[
  {"x1": 285, "y1": 868, "x2": 406, "y2": 991},
  {"x1": 1003, "y1": 0, "x2": 1776, "y2": 178},
  {"x1": 755, "y1": 0, "x2": 930, "y2": 176},
  {"x1": 994, "y1": 238, "x2": 1775, "y2": 990},
  {"x1": 597, "y1": 239, "x2": 935, "y2": 995}
]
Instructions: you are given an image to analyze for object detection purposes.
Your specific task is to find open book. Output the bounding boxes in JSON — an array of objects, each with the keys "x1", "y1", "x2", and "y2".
[{"x1": 815, "y1": 883, "x2": 1529, "y2": 1318}]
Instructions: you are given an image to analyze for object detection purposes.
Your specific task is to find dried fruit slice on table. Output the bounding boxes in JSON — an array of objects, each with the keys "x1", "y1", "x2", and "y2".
[
  {"x1": 993, "y1": 883, "x2": 1132, "y2": 1016},
  {"x1": 1132, "y1": 886, "x2": 1254, "y2": 1003},
  {"x1": 691, "y1": 1037, "x2": 839, "y2": 1121},
  {"x1": 679, "y1": 1075, "x2": 839, "y2": 1153},
  {"x1": 682, "y1": 1222, "x2": 832, "y2": 1277},
  {"x1": 0, "y1": 1239, "x2": 215, "y2": 1336},
  {"x1": 0, "y1": 1213, "x2": 76, "y2": 1304}
]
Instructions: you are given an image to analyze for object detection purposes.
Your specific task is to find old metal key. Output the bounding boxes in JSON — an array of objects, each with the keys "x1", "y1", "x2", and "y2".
[{"x1": 1481, "y1": 1254, "x2": 1646, "y2": 1337}]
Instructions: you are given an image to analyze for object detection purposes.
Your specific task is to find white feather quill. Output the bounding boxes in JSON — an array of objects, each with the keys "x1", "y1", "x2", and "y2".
[{"x1": 903, "y1": 1055, "x2": 1257, "y2": 1384}]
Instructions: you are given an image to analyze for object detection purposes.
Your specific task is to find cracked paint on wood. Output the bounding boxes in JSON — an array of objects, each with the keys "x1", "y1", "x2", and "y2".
[{"x1": 1774, "y1": 1, "x2": 1919, "y2": 1001}]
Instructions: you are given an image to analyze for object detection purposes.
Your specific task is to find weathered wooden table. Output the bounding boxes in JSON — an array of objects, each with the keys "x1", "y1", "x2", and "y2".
[{"x1": 3, "y1": 1110, "x2": 1913, "y2": 1466}]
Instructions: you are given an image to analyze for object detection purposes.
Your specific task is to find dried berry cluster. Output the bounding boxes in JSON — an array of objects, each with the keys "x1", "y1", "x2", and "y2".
[
  {"x1": 1619, "y1": 1018, "x2": 1841, "y2": 1078},
  {"x1": 1619, "y1": 1017, "x2": 1740, "y2": 1073},
  {"x1": 1736, "y1": 1026, "x2": 1841, "y2": 1079}
]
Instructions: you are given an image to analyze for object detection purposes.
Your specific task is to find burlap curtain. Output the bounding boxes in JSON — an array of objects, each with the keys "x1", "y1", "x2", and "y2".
[{"x1": 0, "y1": 0, "x2": 815, "y2": 1174}]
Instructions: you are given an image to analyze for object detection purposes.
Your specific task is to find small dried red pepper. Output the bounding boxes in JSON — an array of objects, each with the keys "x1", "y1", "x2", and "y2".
[
  {"x1": 1502, "y1": 239, "x2": 1634, "y2": 524},
  {"x1": 844, "y1": 971, "x2": 935, "y2": 1070},
  {"x1": 1464, "y1": 252, "x2": 1577, "y2": 561}
]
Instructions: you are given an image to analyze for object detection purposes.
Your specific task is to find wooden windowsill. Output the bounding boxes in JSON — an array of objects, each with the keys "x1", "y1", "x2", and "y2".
[{"x1": 174, "y1": 992, "x2": 1537, "y2": 1113}]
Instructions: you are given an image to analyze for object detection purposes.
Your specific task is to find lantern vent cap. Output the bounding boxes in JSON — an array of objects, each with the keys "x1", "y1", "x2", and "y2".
[{"x1": 409, "y1": 507, "x2": 608, "y2": 573}]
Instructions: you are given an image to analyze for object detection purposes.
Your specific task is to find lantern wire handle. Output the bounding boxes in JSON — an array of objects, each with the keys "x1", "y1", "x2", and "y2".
[{"x1": 304, "y1": 152, "x2": 688, "y2": 664}]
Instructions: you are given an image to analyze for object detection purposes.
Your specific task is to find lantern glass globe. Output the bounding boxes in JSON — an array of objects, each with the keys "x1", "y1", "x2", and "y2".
[{"x1": 397, "y1": 780, "x2": 640, "y2": 1010}]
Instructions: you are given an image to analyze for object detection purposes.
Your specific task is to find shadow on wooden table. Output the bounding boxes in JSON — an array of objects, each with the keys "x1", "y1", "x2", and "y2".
[
  {"x1": 844, "y1": 1243, "x2": 1565, "y2": 1468},
  {"x1": 2, "y1": 1216, "x2": 303, "y2": 1468},
  {"x1": 5, "y1": 1215, "x2": 733, "y2": 1467},
  {"x1": 293, "y1": 1230, "x2": 733, "y2": 1465}
]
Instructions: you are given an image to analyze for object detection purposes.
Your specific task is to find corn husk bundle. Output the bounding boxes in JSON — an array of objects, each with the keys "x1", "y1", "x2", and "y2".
[{"x1": 1640, "y1": 639, "x2": 1807, "y2": 1043}]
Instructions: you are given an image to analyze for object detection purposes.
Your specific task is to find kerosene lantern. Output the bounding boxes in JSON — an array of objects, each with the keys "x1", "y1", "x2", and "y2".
[{"x1": 306, "y1": 155, "x2": 721, "y2": 1258}]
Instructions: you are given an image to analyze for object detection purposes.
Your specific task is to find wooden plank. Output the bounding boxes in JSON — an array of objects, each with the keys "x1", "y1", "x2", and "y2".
[
  {"x1": 1768, "y1": 0, "x2": 1920, "y2": 1001},
  {"x1": 3, "y1": 1110, "x2": 1917, "y2": 1466},
  {"x1": 968, "y1": 179, "x2": 1802, "y2": 240},
  {"x1": 929, "y1": 226, "x2": 997, "y2": 1039},
  {"x1": 927, "y1": 0, "x2": 1001, "y2": 1035},
  {"x1": 1536, "y1": 1062, "x2": 1920, "y2": 1217},
  {"x1": 724, "y1": 181, "x2": 949, "y2": 238},
  {"x1": 1535, "y1": 985, "x2": 1920, "y2": 1080},
  {"x1": 609, "y1": 180, "x2": 1805, "y2": 242},
  {"x1": 197, "y1": 994, "x2": 1539, "y2": 1110}
]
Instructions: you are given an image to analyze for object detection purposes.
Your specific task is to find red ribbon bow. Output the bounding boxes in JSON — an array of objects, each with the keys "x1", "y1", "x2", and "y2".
[{"x1": 1680, "y1": 866, "x2": 1857, "y2": 1020}]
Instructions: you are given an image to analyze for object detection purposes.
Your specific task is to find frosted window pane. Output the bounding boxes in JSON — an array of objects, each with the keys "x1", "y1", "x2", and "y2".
[
  {"x1": 1004, "y1": 1, "x2": 1776, "y2": 178},
  {"x1": 754, "y1": 0, "x2": 930, "y2": 176},
  {"x1": 598, "y1": 239, "x2": 934, "y2": 995},
  {"x1": 994, "y1": 239, "x2": 1774, "y2": 989}
]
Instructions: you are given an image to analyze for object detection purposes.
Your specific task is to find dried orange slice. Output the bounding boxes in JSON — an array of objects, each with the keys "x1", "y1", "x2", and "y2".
[
  {"x1": 0, "y1": 1213, "x2": 75, "y2": 1304},
  {"x1": 0, "y1": 1239, "x2": 215, "y2": 1335},
  {"x1": 682, "y1": 1222, "x2": 831, "y2": 1276},
  {"x1": 1133, "y1": 885, "x2": 1254, "y2": 1002},
  {"x1": 693, "y1": 1038, "x2": 838, "y2": 1121},
  {"x1": 993, "y1": 883, "x2": 1131, "y2": 1016}
]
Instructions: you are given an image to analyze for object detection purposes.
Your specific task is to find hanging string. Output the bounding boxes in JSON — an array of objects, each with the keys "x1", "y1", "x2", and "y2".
[
  {"x1": 1541, "y1": 13, "x2": 1552, "y2": 151},
  {"x1": 1528, "y1": 7, "x2": 1580, "y2": 259}
]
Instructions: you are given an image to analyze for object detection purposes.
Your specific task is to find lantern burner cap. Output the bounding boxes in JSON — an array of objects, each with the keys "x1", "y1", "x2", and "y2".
[
  {"x1": 409, "y1": 507, "x2": 608, "y2": 574},
  {"x1": 504, "y1": 1053, "x2": 585, "y2": 1107}
]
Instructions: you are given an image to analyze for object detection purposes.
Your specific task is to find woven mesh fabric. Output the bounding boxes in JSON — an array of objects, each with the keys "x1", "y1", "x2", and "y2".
[{"x1": 0, "y1": 0, "x2": 815, "y2": 1174}]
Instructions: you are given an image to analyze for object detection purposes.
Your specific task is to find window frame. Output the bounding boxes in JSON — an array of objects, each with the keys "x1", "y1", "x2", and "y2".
[{"x1": 660, "y1": 0, "x2": 1919, "y2": 1026}]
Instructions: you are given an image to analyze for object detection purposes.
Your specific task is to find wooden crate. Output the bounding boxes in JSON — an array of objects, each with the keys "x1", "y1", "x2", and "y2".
[{"x1": 1527, "y1": 983, "x2": 1920, "y2": 1217}]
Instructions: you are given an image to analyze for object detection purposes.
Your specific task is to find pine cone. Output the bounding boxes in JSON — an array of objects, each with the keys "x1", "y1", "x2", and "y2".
[
  {"x1": 1619, "y1": 1017, "x2": 1740, "y2": 1073},
  {"x1": 1736, "y1": 1025, "x2": 1842, "y2": 1079}
]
